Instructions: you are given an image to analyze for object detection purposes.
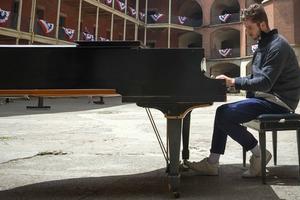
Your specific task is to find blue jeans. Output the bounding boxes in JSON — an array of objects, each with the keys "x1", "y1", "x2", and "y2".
[{"x1": 210, "y1": 97, "x2": 290, "y2": 154}]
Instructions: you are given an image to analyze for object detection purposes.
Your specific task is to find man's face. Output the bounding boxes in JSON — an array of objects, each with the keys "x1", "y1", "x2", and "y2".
[{"x1": 244, "y1": 19, "x2": 262, "y2": 41}]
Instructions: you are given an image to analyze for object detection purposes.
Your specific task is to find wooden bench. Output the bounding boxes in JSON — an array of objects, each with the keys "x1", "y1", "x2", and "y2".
[
  {"x1": 243, "y1": 113, "x2": 300, "y2": 183},
  {"x1": 0, "y1": 89, "x2": 119, "y2": 109}
]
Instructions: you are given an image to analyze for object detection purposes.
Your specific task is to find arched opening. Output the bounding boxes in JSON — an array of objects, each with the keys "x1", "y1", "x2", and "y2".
[
  {"x1": 147, "y1": 0, "x2": 168, "y2": 24},
  {"x1": 246, "y1": 61, "x2": 252, "y2": 75},
  {"x1": 170, "y1": 30, "x2": 202, "y2": 48},
  {"x1": 171, "y1": 0, "x2": 203, "y2": 27},
  {"x1": 211, "y1": 28, "x2": 240, "y2": 58},
  {"x1": 34, "y1": 0, "x2": 59, "y2": 38},
  {"x1": 210, "y1": 62, "x2": 240, "y2": 93},
  {"x1": 59, "y1": 0, "x2": 80, "y2": 42},
  {"x1": 211, "y1": 0, "x2": 240, "y2": 25}
]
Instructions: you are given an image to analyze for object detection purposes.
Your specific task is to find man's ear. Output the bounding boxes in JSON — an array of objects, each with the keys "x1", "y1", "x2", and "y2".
[{"x1": 259, "y1": 21, "x2": 268, "y2": 31}]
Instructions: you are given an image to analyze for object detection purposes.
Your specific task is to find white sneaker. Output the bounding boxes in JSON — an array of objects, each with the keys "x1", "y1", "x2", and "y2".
[
  {"x1": 185, "y1": 158, "x2": 219, "y2": 176},
  {"x1": 242, "y1": 150, "x2": 272, "y2": 178}
]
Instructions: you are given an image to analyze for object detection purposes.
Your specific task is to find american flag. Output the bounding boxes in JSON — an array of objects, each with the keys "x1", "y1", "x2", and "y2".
[
  {"x1": 150, "y1": 13, "x2": 163, "y2": 22},
  {"x1": 105, "y1": 0, "x2": 112, "y2": 5},
  {"x1": 178, "y1": 16, "x2": 187, "y2": 24},
  {"x1": 99, "y1": 36, "x2": 109, "y2": 41},
  {"x1": 0, "y1": 8, "x2": 10, "y2": 24},
  {"x1": 219, "y1": 48, "x2": 232, "y2": 57},
  {"x1": 62, "y1": 27, "x2": 75, "y2": 40},
  {"x1": 129, "y1": 7, "x2": 136, "y2": 17},
  {"x1": 219, "y1": 14, "x2": 231, "y2": 23},
  {"x1": 116, "y1": 0, "x2": 126, "y2": 11},
  {"x1": 251, "y1": 44, "x2": 258, "y2": 53},
  {"x1": 83, "y1": 32, "x2": 94, "y2": 41},
  {"x1": 38, "y1": 19, "x2": 54, "y2": 33},
  {"x1": 139, "y1": 12, "x2": 145, "y2": 20}
]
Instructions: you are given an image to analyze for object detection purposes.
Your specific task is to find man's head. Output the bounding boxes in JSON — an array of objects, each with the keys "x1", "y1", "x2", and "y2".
[{"x1": 241, "y1": 3, "x2": 270, "y2": 40}]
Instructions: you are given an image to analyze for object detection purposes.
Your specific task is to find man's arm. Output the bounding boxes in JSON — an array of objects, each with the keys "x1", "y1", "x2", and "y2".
[{"x1": 234, "y1": 46, "x2": 287, "y2": 92}]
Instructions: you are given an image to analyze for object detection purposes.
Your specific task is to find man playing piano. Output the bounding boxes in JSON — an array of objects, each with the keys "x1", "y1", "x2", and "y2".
[{"x1": 186, "y1": 3, "x2": 300, "y2": 177}]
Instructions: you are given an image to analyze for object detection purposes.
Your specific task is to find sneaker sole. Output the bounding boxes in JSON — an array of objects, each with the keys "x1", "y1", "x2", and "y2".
[{"x1": 242, "y1": 151, "x2": 272, "y2": 178}]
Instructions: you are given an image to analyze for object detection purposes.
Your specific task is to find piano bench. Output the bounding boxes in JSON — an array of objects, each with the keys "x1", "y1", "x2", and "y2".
[{"x1": 242, "y1": 113, "x2": 300, "y2": 184}]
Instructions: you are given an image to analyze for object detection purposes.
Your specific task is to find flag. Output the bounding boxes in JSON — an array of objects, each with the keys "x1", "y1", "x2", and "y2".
[
  {"x1": 83, "y1": 32, "x2": 94, "y2": 41},
  {"x1": 38, "y1": 19, "x2": 54, "y2": 34},
  {"x1": 0, "y1": 8, "x2": 10, "y2": 24},
  {"x1": 150, "y1": 13, "x2": 163, "y2": 22},
  {"x1": 129, "y1": 7, "x2": 136, "y2": 17},
  {"x1": 178, "y1": 16, "x2": 187, "y2": 24},
  {"x1": 251, "y1": 44, "x2": 258, "y2": 53},
  {"x1": 219, "y1": 48, "x2": 232, "y2": 57},
  {"x1": 116, "y1": 0, "x2": 126, "y2": 11},
  {"x1": 62, "y1": 27, "x2": 75, "y2": 40},
  {"x1": 139, "y1": 12, "x2": 145, "y2": 20},
  {"x1": 219, "y1": 14, "x2": 231, "y2": 23},
  {"x1": 105, "y1": 0, "x2": 112, "y2": 5},
  {"x1": 99, "y1": 36, "x2": 109, "y2": 41}
]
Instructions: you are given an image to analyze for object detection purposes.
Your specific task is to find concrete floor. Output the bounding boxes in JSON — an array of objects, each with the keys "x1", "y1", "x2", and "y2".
[{"x1": 0, "y1": 95, "x2": 299, "y2": 199}]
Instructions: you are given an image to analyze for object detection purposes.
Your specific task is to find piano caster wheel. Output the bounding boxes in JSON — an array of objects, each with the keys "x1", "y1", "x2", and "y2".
[
  {"x1": 172, "y1": 191, "x2": 180, "y2": 198},
  {"x1": 168, "y1": 176, "x2": 180, "y2": 198},
  {"x1": 179, "y1": 160, "x2": 189, "y2": 172},
  {"x1": 168, "y1": 185, "x2": 180, "y2": 198}
]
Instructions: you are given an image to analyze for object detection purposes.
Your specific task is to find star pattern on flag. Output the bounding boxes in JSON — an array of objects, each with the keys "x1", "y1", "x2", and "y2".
[
  {"x1": 129, "y1": 7, "x2": 136, "y2": 17},
  {"x1": 178, "y1": 16, "x2": 187, "y2": 24},
  {"x1": 38, "y1": 19, "x2": 54, "y2": 34},
  {"x1": 0, "y1": 8, "x2": 10, "y2": 24},
  {"x1": 150, "y1": 13, "x2": 163, "y2": 22},
  {"x1": 251, "y1": 44, "x2": 258, "y2": 53},
  {"x1": 139, "y1": 12, "x2": 145, "y2": 20},
  {"x1": 116, "y1": 0, "x2": 126, "y2": 11},
  {"x1": 219, "y1": 14, "x2": 231, "y2": 23},
  {"x1": 83, "y1": 32, "x2": 94, "y2": 41},
  {"x1": 99, "y1": 36, "x2": 110, "y2": 41},
  {"x1": 219, "y1": 48, "x2": 232, "y2": 57},
  {"x1": 105, "y1": 0, "x2": 112, "y2": 5},
  {"x1": 62, "y1": 27, "x2": 75, "y2": 40}
]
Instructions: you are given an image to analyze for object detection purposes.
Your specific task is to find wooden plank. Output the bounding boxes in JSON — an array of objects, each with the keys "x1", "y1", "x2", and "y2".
[{"x1": 0, "y1": 89, "x2": 119, "y2": 97}]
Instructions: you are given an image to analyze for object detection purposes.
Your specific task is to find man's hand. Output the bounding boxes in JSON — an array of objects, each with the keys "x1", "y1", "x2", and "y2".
[{"x1": 216, "y1": 74, "x2": 235, "y2": 87}]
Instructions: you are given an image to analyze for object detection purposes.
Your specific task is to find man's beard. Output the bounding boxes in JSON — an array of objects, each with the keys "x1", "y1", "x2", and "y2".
[{"x1": 253, "y1": 27, "x2": 262, "y2": 41}]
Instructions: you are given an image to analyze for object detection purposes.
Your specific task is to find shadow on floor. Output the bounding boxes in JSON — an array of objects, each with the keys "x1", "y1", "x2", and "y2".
[
  {"x1": 0, "y1": 96, "x2": 125, "y2": 117},
  {"x1": 0, "y1": 164, "x2": 298, "y2": 200}
]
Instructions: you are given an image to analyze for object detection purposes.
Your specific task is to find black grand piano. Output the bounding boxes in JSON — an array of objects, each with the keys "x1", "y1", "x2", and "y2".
[{"x1": 0, "y1": 41, "x2": 226, "y2": 197}]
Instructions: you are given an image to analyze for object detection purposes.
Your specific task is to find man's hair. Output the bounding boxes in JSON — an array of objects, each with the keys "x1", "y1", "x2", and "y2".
[{"x1": 241, "y1": 3, "x2": 269, "y2": 24}]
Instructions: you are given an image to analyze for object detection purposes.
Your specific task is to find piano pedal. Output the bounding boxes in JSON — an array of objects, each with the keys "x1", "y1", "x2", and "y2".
[{"x1": 179, "y1": 160, "x2": 190, "y2": 172}]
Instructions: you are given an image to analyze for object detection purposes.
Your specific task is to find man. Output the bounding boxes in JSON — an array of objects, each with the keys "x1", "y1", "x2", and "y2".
[{"x1": 186, "y1": 3, "x2": 300, "y2": 177}]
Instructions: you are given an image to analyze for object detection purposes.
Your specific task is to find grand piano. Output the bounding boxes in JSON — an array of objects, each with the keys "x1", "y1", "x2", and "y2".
[{"x1": 0, "y1": 41, "x2": 226, "y2": 197}]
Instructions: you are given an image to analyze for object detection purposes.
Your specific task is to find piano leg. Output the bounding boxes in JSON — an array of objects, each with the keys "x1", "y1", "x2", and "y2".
[
  {"x1": 167, "y1": 118, "x2": 182, "y2": 198},
  {"x1": 182, "y1": 111, "x2": 191, "y2": 167}
]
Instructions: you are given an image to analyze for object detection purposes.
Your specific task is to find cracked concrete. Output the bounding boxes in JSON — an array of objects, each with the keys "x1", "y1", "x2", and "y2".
[{"x1": 0, "y1": 95, "x2": 299, "y2": 199}]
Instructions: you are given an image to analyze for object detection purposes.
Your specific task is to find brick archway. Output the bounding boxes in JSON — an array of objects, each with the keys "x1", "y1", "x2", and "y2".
[{"x1": 210, "y1": 0, "x2": 240, "y2": 25}]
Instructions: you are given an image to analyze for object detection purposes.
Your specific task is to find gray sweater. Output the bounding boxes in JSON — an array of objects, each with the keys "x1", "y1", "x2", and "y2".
[{"x1": 235, "y1": 29, "x2": 300, "y2": 111}]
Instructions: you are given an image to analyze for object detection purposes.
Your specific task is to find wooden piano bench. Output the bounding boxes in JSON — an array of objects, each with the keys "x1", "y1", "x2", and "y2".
[{"x1": 242, "y1": 113, "x2": 300, "y2": 184}]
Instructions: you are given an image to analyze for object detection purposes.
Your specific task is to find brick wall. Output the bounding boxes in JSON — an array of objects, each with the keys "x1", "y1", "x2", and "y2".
[
  {"x1": 294, "y1": 0, "x2": 300, "y2": 44},
  {"x1": 20, "y1": 0, "x2": 32, "y2": 32},
  {"x1": 0, "y1": 0, "x2": 15, "y2": 29},
  {"x1": 273, "y1": 0, "x2": 294, "y2": 43}
]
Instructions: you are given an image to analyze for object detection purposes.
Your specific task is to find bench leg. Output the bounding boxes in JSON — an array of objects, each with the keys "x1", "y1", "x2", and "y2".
[
  {"x1": 243, "y1": 147, "x2": 246, "y2": 167},
  {"x1": 297, "y1": 129, "x2": 300, "y2": 181},
  {"x1": 272, "y1": 131, "x2": 277, "y2": 166},
  {"x1": 259, "y1": 130, "x2": 267, "y2": 184}
]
